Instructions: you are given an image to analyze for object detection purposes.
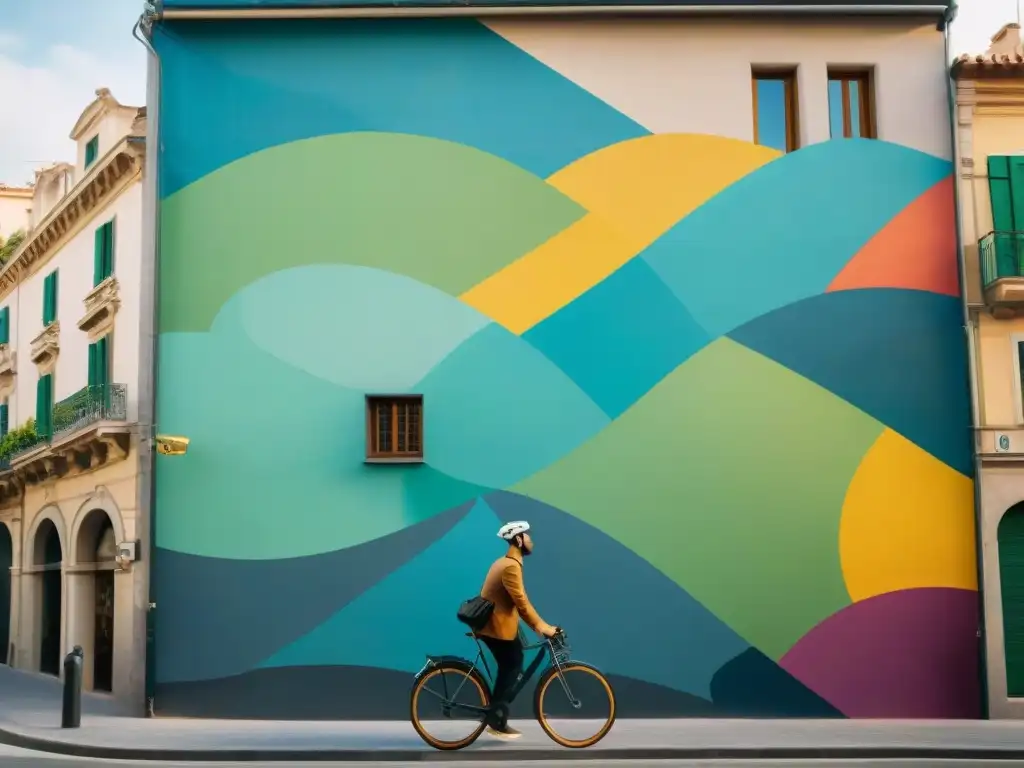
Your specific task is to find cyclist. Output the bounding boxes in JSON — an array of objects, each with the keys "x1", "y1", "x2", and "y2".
[{"x1": 477, "y1": 520, "x2": 559, "y2": 740}]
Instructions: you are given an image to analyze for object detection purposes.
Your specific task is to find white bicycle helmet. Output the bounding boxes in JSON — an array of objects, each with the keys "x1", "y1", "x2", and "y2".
[{"x1": 497, "y1": 520, "x2": 530, "y2": 541}]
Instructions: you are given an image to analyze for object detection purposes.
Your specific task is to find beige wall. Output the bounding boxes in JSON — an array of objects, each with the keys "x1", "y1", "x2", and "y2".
[
  {"x1": 487, "y1": 18, "x2": 950, "y2": 158},
  {"x1": 0, "y1": 192, "x2": 31, "y2": 240}
]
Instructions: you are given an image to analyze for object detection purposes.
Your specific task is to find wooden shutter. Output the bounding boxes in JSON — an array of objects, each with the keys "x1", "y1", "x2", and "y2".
[
  {"x1": 0, "y1": 403, "x2": 9, "y2": 439},
  {"x1": 94, "y1": 226, "x2": 105, "y2": 286},
  {"x1": 990, "y1": 156, "x2": 1019, "y2": 232},
  {"x1": 105, "y1": 219, "x2": 115, "y2": 278},
  {"x1": 0, "y1": 306, "x2": 10, "y2": 345},
  {"x1": 88, "y1": 342, "x2": 97, "y2": 387},
  {"x1": 42, "y1": 271, "x2": 58, "y2": 325},
  {"x1": 96, "y1": 336, "x2": 108, "y2": 387},
  {"x1": 35, "y1": 374, "x2": 51, "y2": 438},
  {"x1": 1001, "y1": 506, "x2": 1024, "y2": 696}
]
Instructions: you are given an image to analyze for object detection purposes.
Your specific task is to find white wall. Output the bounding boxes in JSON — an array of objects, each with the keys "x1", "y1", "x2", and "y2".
[
  {"x1": 76, "y1": 111, "x2": 138, "y2": 180},
  {"x1": 0, "y1": 193, "x2": 31, "y2": 240},
  {"x1": 486, "y1": 17, "x2": 950, "y2": 159},
  {"x1": 3, "y1": 181, "x2": 143, "y2": 429}
]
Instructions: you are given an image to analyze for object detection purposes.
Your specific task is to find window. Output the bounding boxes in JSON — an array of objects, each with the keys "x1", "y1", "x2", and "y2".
[
  {"x1": 828, "y1": 71, "x2": 875, "y2": 139},
  {"x1": 94, "y1": 219, "x2": 115, "y2": 286},
  {"x1": 88, "y1": 336, "x2": 110, "y2": 388},
  {"x1": 366, "y1": 395, "x2": 423, "y2": 461},
  {"x1": 752, "y1": 69, "x2": 799, "y2": 153},
  {"x1": 36, "y1": 373, "x2": 53, "y2": 440},
  {"x1": 42, "y1": 270, "x2": 58, "y2": 326},
  {"x1": 84, "y1": 136, "x2": 99, "y2": 169},
  {"x1": 0, "y1": 306, "x2": 10, "y2": 345}
]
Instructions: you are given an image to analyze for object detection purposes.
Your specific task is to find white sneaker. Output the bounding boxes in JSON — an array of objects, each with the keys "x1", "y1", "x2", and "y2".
[{"x1": 486, "y1": 725, "x2": 522, "y2": 740}]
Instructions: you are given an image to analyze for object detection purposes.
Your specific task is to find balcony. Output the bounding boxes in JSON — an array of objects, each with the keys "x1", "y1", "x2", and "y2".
[
  {"x1": 29, "y1": 321, "x2": 59, "y2": 373},
  {"x1": 12, "y1": 383, "x2": 131, "y2": 483},
  {"x1": 981, "y1": 231, "x2": 1024, "y2": 316},
  {"x1": 77, "y1": 276, "x2": 120, "y2": 341}
]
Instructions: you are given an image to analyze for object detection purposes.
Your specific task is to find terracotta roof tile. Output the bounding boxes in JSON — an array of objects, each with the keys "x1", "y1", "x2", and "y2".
[{"x1": 953, "y1": 22, "x2": 1024, "y2": 78}]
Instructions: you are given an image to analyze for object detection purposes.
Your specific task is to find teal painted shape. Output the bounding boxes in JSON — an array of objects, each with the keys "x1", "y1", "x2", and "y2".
[
  {"x1": 416, "y1": 323, "x2": 610, "y2": 489},
  {"x1": 641, "y1": 140, "x2": 953, "y2": 337},
  {"x1": 237, "y1": 264, "x2": 490, "y2": 391},
  {"x1": 260, "y1": 497, "x2": 503, "y2": 672},
  {"x1": 523, "y1": 259, "x2": 711, "y2": 418},
  {"x1": 155, "y1": 295, "x2": 484, "y2": 560}
]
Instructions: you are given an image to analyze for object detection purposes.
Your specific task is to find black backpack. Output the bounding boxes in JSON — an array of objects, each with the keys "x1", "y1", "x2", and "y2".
[{"x1": 456, "y1": 596, "x2": 494, "y2": 631}]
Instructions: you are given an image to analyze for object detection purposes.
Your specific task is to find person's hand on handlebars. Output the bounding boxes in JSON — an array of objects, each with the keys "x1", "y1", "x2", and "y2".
[{"x1": 541, "y1": 625, "x2": 561, "y2": 638}]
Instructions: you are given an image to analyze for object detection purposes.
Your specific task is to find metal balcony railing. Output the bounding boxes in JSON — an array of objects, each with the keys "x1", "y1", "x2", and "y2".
[
  {"x1": 980, "y1": 231, "x2": 1024, "y2": 288},
  {"x1": 52, "y1": 383, "x2": 127, "y2": 440}
]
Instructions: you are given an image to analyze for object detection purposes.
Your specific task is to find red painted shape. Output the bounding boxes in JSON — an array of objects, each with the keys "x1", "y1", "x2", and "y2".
[{"x1": 827, "y1": 177, "x2": 959, "y2": 297}]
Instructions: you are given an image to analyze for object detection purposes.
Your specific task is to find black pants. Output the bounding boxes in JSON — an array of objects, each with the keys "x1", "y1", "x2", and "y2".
[{"x1": 481, "y1": 635, "x2": 523, "y2": 726}]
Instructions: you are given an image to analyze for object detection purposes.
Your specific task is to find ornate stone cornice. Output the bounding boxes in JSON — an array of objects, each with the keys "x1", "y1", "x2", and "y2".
[
  {"x1": 30, "y1": 322, "x2": 59, "y2": 374},
  {"x1": 78, "y1": 276, "x2": 121, "y2": 341},
  {"x1": 0, "y1": 344, "x2": 16, "y2": 400},
  {"x1": 0, "y1": 137, "x2": 145, "y2": 304}
]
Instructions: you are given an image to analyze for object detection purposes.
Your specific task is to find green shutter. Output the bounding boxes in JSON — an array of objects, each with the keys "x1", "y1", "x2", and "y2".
[
  {"x1": 105, "y1": 219, "x2": 115, "y2": 279},
  {"x1": 989, "y1": 156, "x2": 1015, "y2": 232},
  {"x1": 42, "y1": 271, "x2": 58, "y2": 325},
  {"x1": 41, "y1": 274, "x2": 50, "y2": 325},
  {"x1": 88, "y1": 342, "x2": 97, "y2": 387},
  {"x1": 94, "y1": 226, "x2": 104, "y2": 286},
  {"x1": 0, "y1": 306, "x2": 9, "y2": 345},
  {"x1": 1001, "y1": 505, "x2": 1024, "y2": 696},
  {"x1": 35, "y1": 374, "x2": 51, "y2": 439},
  {"x1": 97, "y1": 336, "x2": 109, "y2": 387},
  {"x1": 85, "y1": 136, "x2": 98, "y2": 169},
  {"x1": 1, "y1": 403, "x2": 9, "y2": 439}
]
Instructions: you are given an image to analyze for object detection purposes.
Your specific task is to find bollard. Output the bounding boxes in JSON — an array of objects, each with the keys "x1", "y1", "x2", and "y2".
[{"x1": 61, "y1": 646, "x2": 84, "y2": 729}]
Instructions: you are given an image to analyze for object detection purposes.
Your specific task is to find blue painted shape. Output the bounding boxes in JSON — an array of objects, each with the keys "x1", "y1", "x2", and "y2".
[
  {"x1": 727, "y1": 288, "x2": 972, "y2": 477},
  {"x1": 484, "y1": 492, "x2": 750, "y2": 699},
  {"x1": 237, "y1": 265, "x2": 490, "y2": 391},
  {"x1": 417, "y1": 323, "x2": 610, "y2": 489},
  {"x1": 154, "y1": 18, "x2": 646, "y2": 195},
  {"x1": 260, "y1": 498, "x2": 503, "y2": 672},
  {"x1": 155, "y1": 295, "x2": 486, "y2": 559},
  {"x1": 153, "y1": 502, "x2": 472, "y2": 684},
  {"x1": 523, "y1": 259, "x2": 711, "y2": 418},
  {"x1": 710, "y1": 648, "x2": 844, "y2": 717},
  {"x1": 160, "y1": 0, "x2": 949, "y2": 8},
  {"x1": 641, "y1": 140, "x2": 952, "y2": 337}
]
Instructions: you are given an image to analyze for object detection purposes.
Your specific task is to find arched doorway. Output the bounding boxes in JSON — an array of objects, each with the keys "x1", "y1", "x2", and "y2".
[
  {"x1": 74, "y1": 510, "x2": 116, "y2": 693},
  {"x1": 34, "y1": 519, "x2": 62, "y2": 676},
  {"x1": 0, "y1": 523, "x2": 10, "y2": 665}
]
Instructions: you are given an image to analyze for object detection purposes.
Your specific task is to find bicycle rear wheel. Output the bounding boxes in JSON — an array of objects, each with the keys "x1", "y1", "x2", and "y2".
[
  {"x1": 533, "y1": 661, "x2": 616, "y2": 748},
  {"x1": 410, "y1": 662, "x2": 490, "y2": 750}
]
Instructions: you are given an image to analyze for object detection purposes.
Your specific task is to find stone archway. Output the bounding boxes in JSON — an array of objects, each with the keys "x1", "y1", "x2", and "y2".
[
  {"x1": 0, "y1": 523, "x2": 10, "y2": 665},
  {"x1": 70, "y1": 508, "x2": 120, "y2": 693},
  {"x1": 32, "y1": 518, "x2": 63, "y2": 676}
]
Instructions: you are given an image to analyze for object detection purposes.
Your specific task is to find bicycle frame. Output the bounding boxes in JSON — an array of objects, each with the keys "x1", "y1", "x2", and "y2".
[{"x1": 421, "y1": 630, "x2": 565, "y2": 719}]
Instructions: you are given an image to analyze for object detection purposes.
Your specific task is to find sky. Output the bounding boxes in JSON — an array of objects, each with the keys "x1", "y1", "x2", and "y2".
[{"x1": 0, "y1": 0, "x2": 1016, "y2": 184}]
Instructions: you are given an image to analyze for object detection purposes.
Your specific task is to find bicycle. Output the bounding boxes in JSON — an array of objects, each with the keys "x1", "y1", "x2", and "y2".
[{"x1": 409, "y1": 628, "x2": 616, "y2": 750}]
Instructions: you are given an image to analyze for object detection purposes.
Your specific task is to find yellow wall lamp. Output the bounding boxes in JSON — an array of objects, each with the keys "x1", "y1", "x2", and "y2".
[{"x1": 155, "y1": 435, "x2": 190, "y2": 456}]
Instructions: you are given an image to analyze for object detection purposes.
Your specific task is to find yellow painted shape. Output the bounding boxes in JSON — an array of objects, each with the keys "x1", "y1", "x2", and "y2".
[
  {"x1": 461, "y1": 212, "x2": 636, "y2": 334},
  {"x1": 839, "y1": 428, "x2": 977, "y2": 603},
  {"x1": 460, "y1": 134, "x2": 781, "y2": 334}
]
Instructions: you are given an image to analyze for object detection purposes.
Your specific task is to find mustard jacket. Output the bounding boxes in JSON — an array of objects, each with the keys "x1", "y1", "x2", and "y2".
[{"x1": 477, "y1": 546, "x2": 554, "y2": 641}]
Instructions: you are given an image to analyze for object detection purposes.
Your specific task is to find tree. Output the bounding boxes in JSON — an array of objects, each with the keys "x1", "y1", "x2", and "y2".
[{"x1": 0, "y1": 229, "x2": 25, "y2": 264}]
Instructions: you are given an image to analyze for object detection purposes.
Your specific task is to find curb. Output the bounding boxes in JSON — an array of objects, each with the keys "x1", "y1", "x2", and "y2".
[{"x1": 4, "y1": 726, "x2": 1024, "y2": 763}]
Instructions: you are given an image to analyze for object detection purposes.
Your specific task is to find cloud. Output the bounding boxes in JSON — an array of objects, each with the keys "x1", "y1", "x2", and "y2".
[{"x1": 0, "y1": 41, "x2": 145, "y2": 184}]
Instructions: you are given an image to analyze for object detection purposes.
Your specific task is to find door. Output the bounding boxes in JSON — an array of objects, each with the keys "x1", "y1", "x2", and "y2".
[
  {"x1": 999, "y1": 504, "x2": 1024, "y2": 696},
  {"x1": 93, "y1": 571, "x2": 114, "y2": 692},
  {"x1": 0, "y1": 525, "x2": 10, "y2": 664}
]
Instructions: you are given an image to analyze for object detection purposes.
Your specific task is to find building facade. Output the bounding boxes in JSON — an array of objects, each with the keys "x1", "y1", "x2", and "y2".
[
  {"x1": 148, "y1": 0, "x2": 979, "y2": 719},
  {"x1": 954, "y1": 23, "x2": 1024, "y2": 721},
  {"x1": 0, "y1": 88, "x2": 148, "y2": 713}
]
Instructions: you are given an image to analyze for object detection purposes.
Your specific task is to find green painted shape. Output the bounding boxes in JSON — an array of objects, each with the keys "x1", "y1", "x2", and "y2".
[
  {"x1": 158, "y1": 132, "x2": 586, "y2": 333},
  {"x1": 514, "y1": 338, "x2": 883, "y2": 659}
]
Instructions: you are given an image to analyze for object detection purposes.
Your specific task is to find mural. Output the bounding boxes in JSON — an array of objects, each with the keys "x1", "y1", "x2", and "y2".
[{"x1": 152, "y1": 18, "x2": 980, "y2": 719}]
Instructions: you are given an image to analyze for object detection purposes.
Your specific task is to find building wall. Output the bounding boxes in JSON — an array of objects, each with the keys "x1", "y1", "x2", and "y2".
[{"x1": 152, "y1": 17, "x2": 978, "y2": 719}]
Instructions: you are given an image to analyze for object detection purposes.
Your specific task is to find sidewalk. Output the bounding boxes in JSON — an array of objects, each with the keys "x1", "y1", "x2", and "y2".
[{"x1": 3, "y1": 665, "x2": 1024, "y2": 762}]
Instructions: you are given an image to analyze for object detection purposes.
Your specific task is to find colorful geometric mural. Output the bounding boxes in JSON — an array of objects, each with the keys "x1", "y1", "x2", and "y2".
[{"x1": 151, "y1": 18, "x2": 979, "y2": 719}]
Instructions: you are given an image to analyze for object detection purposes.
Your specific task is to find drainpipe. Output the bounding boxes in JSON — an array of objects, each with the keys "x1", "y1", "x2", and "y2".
[
  {"x1": 132, "y1": 3, "x2": 161, "y2": 719},
  {"x1": 944, "y1": 3, "x2": 990, "y2": 719}
]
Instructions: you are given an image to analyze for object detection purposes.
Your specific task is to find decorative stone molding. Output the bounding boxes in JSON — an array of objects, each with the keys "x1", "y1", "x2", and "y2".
[
  {"x1": 0, "y1": 344, "x2": 16, "y2": 400},
  {"x1": 15, "y1": 428, "x2": 131, "y2": 486},
  {"x1": 30, "y1": 322, "x2": 59, "y2": 374},
  {"x1": 0, "y1": 138, "x2": 145, "y2": 304},
  {"x1": 78, "y1": 277, "x2": 120, "y2": 341}
]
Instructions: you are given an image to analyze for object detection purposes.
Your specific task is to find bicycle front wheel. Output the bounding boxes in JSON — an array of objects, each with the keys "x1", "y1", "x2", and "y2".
[
  {"x1": 533, "y1": 661, "x2": 616, "y2": 748},
  {"x1": 410, "y1": 662, "x2": 490, "y2": 751}
]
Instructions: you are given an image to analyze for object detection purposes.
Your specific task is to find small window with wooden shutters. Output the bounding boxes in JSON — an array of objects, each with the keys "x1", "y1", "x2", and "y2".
[
  {"x1": 0, "y1": 306, "x2": 10, "y2": 345},
  {"x1": 366, "y1": 395, "x2": 423, "y2": 462},
  {"x1": 827, "y1": 70, "x2": 876, "y2": 139},
  {"x1": 752, "y1": 68, "x2": 799, "y2": 153},
  {"x1": 42, "y1": 270, "x2": 58, "y2": 326},
  {"x1": 84, "y1": 136, "x2": 99, "y2": 169}
]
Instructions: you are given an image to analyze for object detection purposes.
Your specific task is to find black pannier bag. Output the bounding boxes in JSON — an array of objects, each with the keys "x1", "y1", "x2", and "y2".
[{"x1": 457, "y1": 596, "x2": 494, "y2": 631}]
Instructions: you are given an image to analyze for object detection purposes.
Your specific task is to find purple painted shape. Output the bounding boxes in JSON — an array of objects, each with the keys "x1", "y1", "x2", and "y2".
[{"x1": 780, "y1": 588, "x2": 981, "y2": 719}]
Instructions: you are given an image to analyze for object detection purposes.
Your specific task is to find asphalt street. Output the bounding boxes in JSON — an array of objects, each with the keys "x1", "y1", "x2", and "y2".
[{"x1": 5, "y1": 746, "x2": 1024, "y2": 768}]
